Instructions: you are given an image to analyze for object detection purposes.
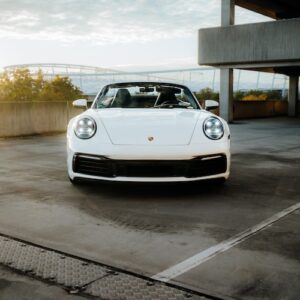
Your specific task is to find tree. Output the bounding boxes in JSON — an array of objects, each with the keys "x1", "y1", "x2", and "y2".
[
  {"x1": 32, "y1": 69, "x2": 46, "y2": 101},
  {"x1": 0, "y1": 69, "x2": 34, "y2": 102},
  {"x1": 0, "y1": 68, "x2": 83, "y2": 102},
  {"x1": 194, "y1": 88, "x2": 219, "y2": 105},
  {"x1": 40, "y1": 75, "x2": 83, "y2": 101},
  {"x1": 0, "y1": 71, "x2": 11, "y2": 101}
]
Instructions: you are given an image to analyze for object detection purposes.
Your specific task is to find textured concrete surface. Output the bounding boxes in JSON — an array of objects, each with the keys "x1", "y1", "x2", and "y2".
[
  {"x1": 198, "y1": 18, "x2": 300, "y2": 67},
  {"x1": 0, "y1": 235, "x2": 203, "y2": 300},
  {"x1": 0, "y1": 101, "x2": 83, "y2": 137},
  {"x1": 0, "y1": 100, "x2": 290, "y2": 138},
  {"x1": 0, "y1": 265, "x2": 88, "y2": 300},
  {"x1": 0, "y1": 117, "x2": 299, "y2": 299}
]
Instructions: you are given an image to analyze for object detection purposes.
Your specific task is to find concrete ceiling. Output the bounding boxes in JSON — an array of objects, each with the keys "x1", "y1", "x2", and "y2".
[
  {"x1": 236, "y1": 0, "x2": 300, "y2": 19},
  {"x1": 239, "y1": 66, "x2": 300, "y2": 76}
]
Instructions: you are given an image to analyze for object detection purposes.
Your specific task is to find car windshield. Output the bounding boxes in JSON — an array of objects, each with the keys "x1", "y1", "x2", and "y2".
[{"x1": 93, "y1": 83, "x2": 200, "y2": 110}]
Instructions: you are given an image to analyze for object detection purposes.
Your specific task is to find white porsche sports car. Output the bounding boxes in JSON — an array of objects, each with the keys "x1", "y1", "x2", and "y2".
[{"x1": 67, "y1": 82, "x2": 230, "y2": 183}]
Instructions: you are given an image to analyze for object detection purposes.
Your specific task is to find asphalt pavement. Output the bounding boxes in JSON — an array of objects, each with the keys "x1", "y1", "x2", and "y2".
[{"x1": 0, "y1": 117, "x2": 299, "y2": 300}]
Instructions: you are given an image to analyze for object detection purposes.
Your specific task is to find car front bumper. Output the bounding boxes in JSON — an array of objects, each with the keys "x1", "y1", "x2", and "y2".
[{"x1": 67, "y1": 142, "x2": 230, "y2": 182}]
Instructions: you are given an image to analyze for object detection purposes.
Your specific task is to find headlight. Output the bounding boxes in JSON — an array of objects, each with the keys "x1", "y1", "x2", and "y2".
[
  {"x1": 74, "y1": 116, "x2": 96, "y2": 139},
  {"x1": 203, "y1": 117, "x2": 224, "y2": 140}
]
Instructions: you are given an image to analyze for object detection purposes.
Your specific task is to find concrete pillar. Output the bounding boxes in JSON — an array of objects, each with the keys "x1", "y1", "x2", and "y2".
[
  {"x1": 288, "y1": 76, "x2": 299, "y2": 117},
  {"x1": 221, "y1": 0, "x2": 235, "y2": 26},
  {"x1": 220, "y1": 69, "x2": 234, "y2": 122},
  {"x1": 220, "y1": 0, "x2": 235, "y2": 122}
]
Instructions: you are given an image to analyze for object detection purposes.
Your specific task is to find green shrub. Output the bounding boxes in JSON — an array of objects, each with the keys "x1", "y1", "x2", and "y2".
[
  {"x1": 0, "y1": 68, "x2": 83, "y2": 102},
  {"x1": 194, "y1": 88, "x2": 219, "y2": 103},
  {"x1": 194, "y1": 88, "x2": 284, "y2": 103},
  {"x1": 234, "y1": 89, "x2": 283, "y2": 101}
]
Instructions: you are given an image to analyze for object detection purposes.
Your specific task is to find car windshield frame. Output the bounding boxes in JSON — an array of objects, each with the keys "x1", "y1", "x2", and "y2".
[{"x1": 92, "y1": 82, "x2": 201, "y2": 110}]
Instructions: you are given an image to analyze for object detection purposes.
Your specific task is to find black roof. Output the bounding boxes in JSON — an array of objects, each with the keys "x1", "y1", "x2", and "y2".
[{"x1": 104, "y1": 82, "x2": 189, "y2": 89}]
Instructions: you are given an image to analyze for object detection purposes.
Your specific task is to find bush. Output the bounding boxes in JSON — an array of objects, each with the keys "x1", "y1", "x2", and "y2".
[
  {"x1": 234, "y1": 89, "x2": 283, "y2": 101},
  {"x1": 242, "y1": 93, "x2": 267, "y2": 101},
  {"x1": 194, "y1": 88, "x2": 284, "y2": 103},
  {"x1": 0, "y1": 68, "x2": 83, "y2": 102},
  {"x1": 194, "y1": 88, "x2": 219, "y2": 103}
]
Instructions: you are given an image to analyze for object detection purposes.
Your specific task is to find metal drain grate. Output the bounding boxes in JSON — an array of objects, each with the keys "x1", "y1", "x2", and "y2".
[{"x1": 0, "y1": 234, "x2": 212, "y2": 300}]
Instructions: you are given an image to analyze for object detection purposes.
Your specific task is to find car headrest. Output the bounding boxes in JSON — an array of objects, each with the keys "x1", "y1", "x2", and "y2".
[
  {"x1": 111, "y1": 88, "x2": 131, "y2": 108},
  {"x1": 156, "y1": 89, "x2": 177, "y2": 105}
]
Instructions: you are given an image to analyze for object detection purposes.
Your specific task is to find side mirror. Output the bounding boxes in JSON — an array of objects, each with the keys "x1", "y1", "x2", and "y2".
[
  {"x1": 204, "y1": 100, "x2": 219, "y2": 111},
  {"x1": 73, "y1": 99, "x2": 87, "y2": 108}
]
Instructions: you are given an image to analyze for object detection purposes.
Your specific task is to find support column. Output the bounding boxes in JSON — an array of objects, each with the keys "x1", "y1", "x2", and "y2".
[
  {"x1": 288, "y1": 76, "x2": 299, "y2": 117},
  {"x1": 220, "y1": 68, "x2": 234, "y2": 122},
  {"x1": 221, "y1": 0, "x2": 235, "y2": 26},
  {"x1": 219, "y1": 0, "x2": 235, "y2": 123}
]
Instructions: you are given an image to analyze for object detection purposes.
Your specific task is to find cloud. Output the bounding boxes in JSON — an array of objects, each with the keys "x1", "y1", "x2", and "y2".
[
  {"x1": 0, "y1": 0, "x2": 221, "y2": 44},
  {"x1": 0, "y1": 0, "x2": 270, "y2": 45}
]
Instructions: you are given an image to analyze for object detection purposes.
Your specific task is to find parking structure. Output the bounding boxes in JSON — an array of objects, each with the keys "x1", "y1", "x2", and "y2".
[{"x1": 0, "y1": 117, "x2": 299, "y2": 299}]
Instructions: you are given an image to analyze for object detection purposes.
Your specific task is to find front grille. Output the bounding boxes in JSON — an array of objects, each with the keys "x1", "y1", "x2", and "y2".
[
  {"x1": 73, "y1": 154, "x2": 227, "y2": 178},
  {"x1": 73, "y1": 155, "x2": 114, "y2": 177}
]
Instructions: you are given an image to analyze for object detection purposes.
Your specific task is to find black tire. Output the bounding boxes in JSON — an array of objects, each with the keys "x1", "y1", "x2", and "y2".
[
  {"x1": 213, "y1": 177, "x2": 226, "y2": 185},
  {"x1": 68, "y1": 176, "x2": 81, "y2": 185}
]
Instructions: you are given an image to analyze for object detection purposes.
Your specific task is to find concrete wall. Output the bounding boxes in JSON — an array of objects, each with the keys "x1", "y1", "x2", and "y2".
[
  {"x1": 198, "y1": 18, "x2": 300, "y2": 67},
  {"x1": 233, "y1": 100, "x2": 288, "y2": 119},
  {"x1": 210, "y1": 100, "x2": 288, "y2": 119},
  {"x1": 0, "y1": 101, "x2": 84, "y2": 138},
  {"x1": 0, "y1": 100, "x2": 292, "y2": 138}
]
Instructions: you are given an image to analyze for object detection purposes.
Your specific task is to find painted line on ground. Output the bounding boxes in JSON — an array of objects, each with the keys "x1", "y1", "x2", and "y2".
[{"x1": 152, "y1": 202, "x2": 300, "y2": 282}]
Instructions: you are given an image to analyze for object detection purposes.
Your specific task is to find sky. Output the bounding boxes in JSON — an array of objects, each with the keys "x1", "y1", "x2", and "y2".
[{"x1": 0, "y1": 0, "x2": 271, "y2": 70}]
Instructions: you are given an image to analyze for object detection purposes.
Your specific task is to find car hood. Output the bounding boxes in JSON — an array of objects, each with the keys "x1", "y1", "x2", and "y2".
[{"x1": 92, "y1": 109, "x2": 201, "y2": 145}]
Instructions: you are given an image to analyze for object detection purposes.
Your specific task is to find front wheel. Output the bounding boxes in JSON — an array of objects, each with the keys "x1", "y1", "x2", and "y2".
[
  {"x1": 213, "y1": 177, "x2": 227, "y2": 185},
  {"x1": 68, "y1": 176, "x2": 81, "y2": 185}
]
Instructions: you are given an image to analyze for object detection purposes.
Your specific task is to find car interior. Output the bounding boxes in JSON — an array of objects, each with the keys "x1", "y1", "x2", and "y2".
[{"x1": 96, "y1": 84, "x2": 198, "y2": 109}]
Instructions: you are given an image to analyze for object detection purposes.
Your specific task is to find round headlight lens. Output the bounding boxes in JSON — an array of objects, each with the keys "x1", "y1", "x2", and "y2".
[
  {"x1": 203, "y1": 117, "x2": 224, "y2": 140},
  {"x1": 74, "y1": 117, "x2": 96, "y2": 139}
]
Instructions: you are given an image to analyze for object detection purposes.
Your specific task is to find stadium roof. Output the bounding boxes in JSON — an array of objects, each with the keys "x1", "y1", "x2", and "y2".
[{"x1": 4, "y1": 63, "x2": 118, "y2": 73}]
